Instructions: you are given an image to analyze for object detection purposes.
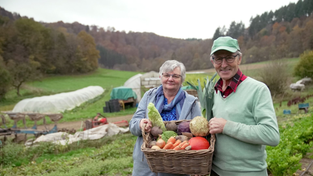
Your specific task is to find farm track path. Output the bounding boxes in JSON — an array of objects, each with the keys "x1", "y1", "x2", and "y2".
[{"x1": 36, "y1": 114, "x2": 134, "y2": 131}]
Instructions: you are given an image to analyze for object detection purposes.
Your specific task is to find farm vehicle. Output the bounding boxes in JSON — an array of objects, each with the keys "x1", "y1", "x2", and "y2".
[{"x1": 83, "y1": 113, "x2": 129, "y2": 130}]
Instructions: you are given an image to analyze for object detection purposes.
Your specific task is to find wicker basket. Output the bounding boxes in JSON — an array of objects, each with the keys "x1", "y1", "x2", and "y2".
[{"x1": 141, "y1": 120, "x2": 215, "y2": 175}]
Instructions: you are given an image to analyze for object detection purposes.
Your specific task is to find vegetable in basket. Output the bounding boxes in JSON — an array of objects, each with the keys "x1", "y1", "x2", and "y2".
[
  {"x1": 177, "y1": 121, "x2": 191, "y2": 135},
  {"x1": 160, "y1": 131, "x2": 177, "y2": 143},
  {"x1": 188, "y1": 136, "x2": 210, "y2": 150},
  {"x1": 189, "y1": 116, "x2": 210, "y2": 137},
  {"x1": 165, "y1": 121, "x2": 177, "y2": 131},
  {"x1": 187, "y1": 72, "x2": 217, "y2": 120},
  {"x1": 147, "y1": 102, "x2": 167, "y2": 131}
]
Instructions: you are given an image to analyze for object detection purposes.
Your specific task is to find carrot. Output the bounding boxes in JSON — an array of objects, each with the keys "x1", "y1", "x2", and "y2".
[
  {"x1": 173, "y1": 145, "x2": 183, "y2": 150},
  {"x1": 172, "y1": 139, "x2": 182, "y2": 148},
  {"x1": 163, "y1": 142, "x2": 174, "y2": 149},
  {"x1": 167, "y1": 136, "x2": 176, "y2": 144},
  {"x1": 179, "y1": 141, "x2": 187, "y2": 147},
  {"x1": 180, "y1": 142, "x2": 190, "y2": 149}
]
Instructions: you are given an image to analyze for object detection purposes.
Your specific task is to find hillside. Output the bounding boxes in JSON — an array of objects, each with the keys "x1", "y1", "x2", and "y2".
[{"x1": 1, "y1": 0, "x2": 313, "y2": 73}]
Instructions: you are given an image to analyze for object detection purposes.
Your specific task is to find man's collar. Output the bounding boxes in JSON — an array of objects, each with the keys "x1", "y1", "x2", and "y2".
[{"x1": 214, "y1": 69, "x2": 244, "y2": 93}]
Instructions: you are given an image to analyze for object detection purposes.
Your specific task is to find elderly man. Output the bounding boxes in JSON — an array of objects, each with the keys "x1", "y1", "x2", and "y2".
[{"x1": 208, "y1": 36, "x2": 280, "y2": 176}]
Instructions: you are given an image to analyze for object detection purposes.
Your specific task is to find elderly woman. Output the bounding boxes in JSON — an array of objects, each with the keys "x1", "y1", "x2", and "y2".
[{"x1": 129, "y1": 60, "x2": 201, "y2": 176}]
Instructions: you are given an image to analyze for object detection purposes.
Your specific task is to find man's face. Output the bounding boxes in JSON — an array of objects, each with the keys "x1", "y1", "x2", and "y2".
[{"x1": 211, "y1": 50, "x2": 241, "y2": 84}]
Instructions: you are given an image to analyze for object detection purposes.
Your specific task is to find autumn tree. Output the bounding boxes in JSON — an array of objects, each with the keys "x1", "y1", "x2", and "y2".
[
  {"x1": 77, "y1": 30, "x2": 99, "y2": 72},
  {"x1": 0, "y1": 18, "x2": 43, "y2": 96},
  {"x1": 0, "y1": 57, "x2": 11, "y2": 100},
  {"x1": 7, "y1": 59, "x2": 41, "y2": 96}
]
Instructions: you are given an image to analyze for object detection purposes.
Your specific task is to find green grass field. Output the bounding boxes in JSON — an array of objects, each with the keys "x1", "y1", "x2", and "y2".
[{"x1": 0, "y1": 68, "x2": 140, "y2": 126}]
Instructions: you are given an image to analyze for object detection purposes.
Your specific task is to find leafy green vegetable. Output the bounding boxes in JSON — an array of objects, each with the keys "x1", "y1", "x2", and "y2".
[
  {"x1": 147, "y1": 102, "x2": 167, "y2": 131},
  {"x1": 161, "y1": 131, "x2": 178, "y2": 143},
  {"x1": 187, "y1": 72, "x2": 217, "y2": 120}
]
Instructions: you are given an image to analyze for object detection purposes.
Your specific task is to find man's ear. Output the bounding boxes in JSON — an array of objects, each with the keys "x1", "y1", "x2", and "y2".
[
  {"x1": 238, "y1": 54, "x2": 242, "y2": 65},
  {"x1": 210, "y1": 57, "x2": 214, "y2": 65}
]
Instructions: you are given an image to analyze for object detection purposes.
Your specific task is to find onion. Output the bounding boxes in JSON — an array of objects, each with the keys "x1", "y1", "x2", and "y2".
[
  {"x1": 151, "y1": 145, "x2": 161, "y2": 150},
  {"x1": 156, "y1": 138, "x2": 165, "y2": 148}
]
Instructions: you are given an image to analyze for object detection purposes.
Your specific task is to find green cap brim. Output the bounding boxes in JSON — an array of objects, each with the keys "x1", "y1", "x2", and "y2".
[{"x1": 210, "y1": 46, "x2": 238, "y2": 55}]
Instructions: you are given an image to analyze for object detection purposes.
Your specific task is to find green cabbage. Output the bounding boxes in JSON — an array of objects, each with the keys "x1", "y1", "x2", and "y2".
[
  {"x1": 147, "y1": 102, "x2": 167, "y2": 132},
  {"x1": 161, "y1": 131, "x2": 177, "y2": 143}
]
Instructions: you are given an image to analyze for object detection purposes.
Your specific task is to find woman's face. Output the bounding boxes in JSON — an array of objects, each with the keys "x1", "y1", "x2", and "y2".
[{"x1": 160, "y1": 67, "x2": 182, "y2": 92}]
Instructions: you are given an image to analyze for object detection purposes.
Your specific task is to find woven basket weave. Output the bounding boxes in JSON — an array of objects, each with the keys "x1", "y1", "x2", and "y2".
[{"x1": 141, "y1": 120, "x2": 215, "y2": 175}]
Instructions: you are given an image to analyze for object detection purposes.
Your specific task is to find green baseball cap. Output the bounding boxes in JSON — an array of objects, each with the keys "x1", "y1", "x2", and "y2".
[{"x1": 210, "y1": 36, "x2": 240, "y2": 55}]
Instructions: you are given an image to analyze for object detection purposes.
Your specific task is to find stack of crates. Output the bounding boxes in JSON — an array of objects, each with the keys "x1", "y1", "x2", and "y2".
[{"x1": 103, "y1": 99, "x2": 120, "y2": 113}]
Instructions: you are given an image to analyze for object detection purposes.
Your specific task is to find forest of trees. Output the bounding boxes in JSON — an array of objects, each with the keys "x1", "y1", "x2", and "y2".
[
  {"x1": 42, "y1": 0, "x2": 313, "y2": 70},
  {"x1": 1, "y1": 0, "x2": 313, "y2": 99},
  {"x1": 0, "y1": 12, "x2": 99, "y2": 98}
]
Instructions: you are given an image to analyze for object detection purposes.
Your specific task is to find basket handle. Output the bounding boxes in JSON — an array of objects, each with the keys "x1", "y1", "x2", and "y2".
[
  {"x1": 141, "y1": 124, "x2": 151, "y2": 146},
  {"x1": 210, "y1": 133, "x2": 216, "y2": 150}
]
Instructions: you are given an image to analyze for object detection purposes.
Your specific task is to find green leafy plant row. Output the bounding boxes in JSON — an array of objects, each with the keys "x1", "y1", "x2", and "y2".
[{"x1": 266, "y1": 113, "x2": 313, "y2": 176}]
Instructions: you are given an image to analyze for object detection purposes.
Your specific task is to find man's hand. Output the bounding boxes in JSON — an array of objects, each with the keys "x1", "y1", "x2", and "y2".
[
  {"x1": 209, "y1": 117, "x2": 227, "y2": 134},
  {"x1": 140, "y1": 119, "x2": 152, "y2": 133}
]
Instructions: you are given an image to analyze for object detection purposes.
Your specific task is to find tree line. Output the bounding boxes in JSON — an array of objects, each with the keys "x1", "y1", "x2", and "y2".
[
  {"x1": 44, "y1": 0, "x2": 313, "y2": 70},
  {"x1": 1, "y1": 0, "x2": 313, "y2": 99}
]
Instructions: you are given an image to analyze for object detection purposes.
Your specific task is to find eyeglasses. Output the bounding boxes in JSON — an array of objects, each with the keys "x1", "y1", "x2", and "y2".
[
  {"x1": 162, "y1": 73, "x2": 181, "y2": 79},
  {"x1": 212, "y1": 54, "x2": 239, "y2": 65}
]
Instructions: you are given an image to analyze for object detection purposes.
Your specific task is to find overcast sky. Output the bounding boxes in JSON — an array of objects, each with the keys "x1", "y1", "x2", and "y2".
[{"x1": 1, "y1": 0, "x2": 299, "y2": 39}]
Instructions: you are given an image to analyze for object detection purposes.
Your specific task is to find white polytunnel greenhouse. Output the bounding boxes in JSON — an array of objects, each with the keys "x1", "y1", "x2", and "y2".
[
  {"x1": 123, "y1": 71, "x2": 161, "y2": 102},
  {"x1": 123, "y1": 74, "x2": 142, "y2": 102},
  {"x1": 12, "y1": 86, "x2": 105, "y2": 113}
]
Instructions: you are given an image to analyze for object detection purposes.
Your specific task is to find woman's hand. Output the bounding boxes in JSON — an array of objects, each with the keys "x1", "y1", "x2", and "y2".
[
  {"x1": 140, "y1": 119, "x2": 152, "y2": 133},
  {"x1": 209, "y1": 117, "x2": 227, "y2": 134}
]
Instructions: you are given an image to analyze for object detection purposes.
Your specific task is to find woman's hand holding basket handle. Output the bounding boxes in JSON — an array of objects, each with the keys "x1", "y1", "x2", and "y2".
[{"x1": 140, "y1": 119, "x2": 152, "y2": 133}]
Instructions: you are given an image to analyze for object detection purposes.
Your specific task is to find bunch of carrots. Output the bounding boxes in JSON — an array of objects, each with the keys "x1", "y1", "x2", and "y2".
[{"x1": 152, "y1": 136, "x2": 191, "y2": 150}]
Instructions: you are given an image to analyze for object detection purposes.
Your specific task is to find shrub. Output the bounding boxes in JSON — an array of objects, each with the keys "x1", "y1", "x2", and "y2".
[
  {"x1": 294, "y1": 50, "x2": 313, "y2": 78},
  {"x1": 258, "y1": 60, "x2": 289, "y2": 96}
]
